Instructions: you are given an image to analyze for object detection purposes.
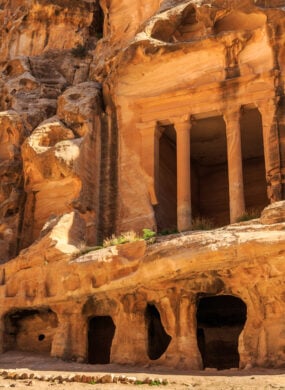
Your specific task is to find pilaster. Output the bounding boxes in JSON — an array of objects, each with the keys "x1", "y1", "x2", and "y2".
[
  {"x1": 224, "y1": 109, "x2": 245, "y2": 223},
  {"x1": 258, "y1": 100, "x2": 282, "y2": 202},
  {"x1": 174, "y1": 120, "x2": 192, "y2": 231}
]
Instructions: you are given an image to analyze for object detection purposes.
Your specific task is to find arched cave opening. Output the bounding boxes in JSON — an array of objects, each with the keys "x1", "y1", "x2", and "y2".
[
  {"x1": 240, "y1": 107, "x2": 268, "y2": 215},
  {"x1": 145, "y1": 304, "x2": 172, "y2": 360},
  {"x1": 191, "y1": 115, "x2": 230, "y2": 227},
  {"x1": 196, "y1": 295, "x2": 247, "y2": 370},
  {"x1": 89, "y1": 0, "x2": 104, "y2": 39},
  {"x1": 88, "y1": 316, "x2": 116, "y2": 364},
  {"x1": 155, "y1": 125, "x2": 177, "y2": 233},
  {"x1": 4, "y1": 308, "x2": 58, "y2": 354}
]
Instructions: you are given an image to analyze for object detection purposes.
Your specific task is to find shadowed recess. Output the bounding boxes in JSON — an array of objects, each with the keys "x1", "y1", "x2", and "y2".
[
  {"x1": 155, "y1": 124, "x2": 177, "y2": 232},
  {"x1": 4, "y1": 308, "x2": 58, "y2": 355},
  {"x1": 88, "y1": 316, "x2": 116, "y2": 364},
  {"x1": 196, "y1": 295, "x2": 247, "y2": 370},
  {"x1": 145, "y1": 304, "x2": 172, "y2": 360}
]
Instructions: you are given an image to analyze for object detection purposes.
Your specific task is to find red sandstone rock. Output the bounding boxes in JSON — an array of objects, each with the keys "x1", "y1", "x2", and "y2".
[{"x1": 0, "y1": 0, "x2": 283, "y2": 373}]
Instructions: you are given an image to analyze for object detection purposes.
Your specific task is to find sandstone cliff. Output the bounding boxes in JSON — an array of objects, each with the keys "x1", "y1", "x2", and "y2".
[{"x1": 0, "y1": 0, "x2": 284, "y2": 371}]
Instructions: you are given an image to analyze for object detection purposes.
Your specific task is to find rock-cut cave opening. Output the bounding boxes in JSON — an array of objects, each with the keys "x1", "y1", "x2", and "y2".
[
  {"x1": 88, "y1": 316, "x2": 116, "y2": 364},
  {"x1": 196, "y1": 295, "x2": 247, "y2": 370},
  {"x1": 4, "y1": 308, "x2": 58, "y2": 354},
  {"x1": 145, "y1": 304, "x2": 172, "y2": 360}
]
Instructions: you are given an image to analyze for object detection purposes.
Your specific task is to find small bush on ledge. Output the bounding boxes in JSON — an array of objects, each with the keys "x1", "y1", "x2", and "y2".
[
  {"x1": 236, "y1": 209, "x2": 260, "y2": 222},
  {"x1": 73, "y1": 229, "x2": 157, "y2": 260},
  {"x1": 103, "y1": 230, "x2": 141, "y2": 247},
  {"x1": 142, "y1": 228, "x2": 156, "y2": 242}
]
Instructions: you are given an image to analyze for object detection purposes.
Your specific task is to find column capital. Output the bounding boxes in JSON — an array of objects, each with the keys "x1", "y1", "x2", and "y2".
[
  {"x1": 137, "y1": 121, "x2": 156, "y2": 134},
  {"x1": 256, "y1": 99, "x2": 277, "y2": 118},
  {"x1": 174, "y1": 121, "x2": 191, "y2": 134},
  {"x1": 137, "y1": 122, "x2": 164, "y2": 140},
  {"x1": 223, "y1": 108, "x2": 241, "y2": 123},
  {"x1": 172, "y1": 114, "x2": 191, "y2": 126}
]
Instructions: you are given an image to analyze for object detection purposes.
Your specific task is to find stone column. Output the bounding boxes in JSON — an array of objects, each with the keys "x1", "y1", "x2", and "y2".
[
  {"x1": 111, "y1": 295, "x2": 148, "y2": 364},
  {"x1": 224, "y1": 109, "x2": 245, "y2": 223},
  {"x1": 258, "y1": 100, "x2": 282, "y2": 202},
  {"x1": 139, "y1": 123, "x2": 162, "y2": 205},
  {"x1": 50, "y1": 303, "x2": 86, "y2": 361},
  {"x1": 175, "y1": 120, "x2": 192, "y2": 231},
  {"x1": 177, "y1": 295, "x2": 202, "y2": 370}
]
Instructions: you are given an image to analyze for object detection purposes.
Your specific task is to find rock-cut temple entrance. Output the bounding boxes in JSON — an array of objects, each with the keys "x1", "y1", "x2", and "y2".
[
  {"x1": 88, "y1": 316, "x2": 116, "y2": 364},
  {"x1": 190, "y1": 115, "x2": 230, "y2": 226},
  {"x1": 196, "y1": 295, "x2": 247, "y2": 370},
  {"x1": 155, "y1": 125, "x2": 177, "y2": 232}
]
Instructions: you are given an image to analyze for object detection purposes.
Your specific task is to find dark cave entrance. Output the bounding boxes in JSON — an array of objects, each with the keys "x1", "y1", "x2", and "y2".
[
  {"x1": 155, "y1": 125, "x2": 177, "y2": 233},
  {"x1": 4, "y1": 308, "x2": 58, "y2": 354},
  {"x1": 196, "y1": 295, "x2": 247, "y2": 370},
  {"x1": 145, "y1": 304, "x2": 172, "y2": 360},
  {"x1": 191, "y1": 115, "x2": 230, "y2": 227},
  {"x1": 240, "y1": 107, "x2": 268, "y2": 215},
  {"x1": 89, "y1": 1, "x2": 104, "y2": 39},
  {"x1": 88, "y1": 316, "x2": 116, "y2": 364}
]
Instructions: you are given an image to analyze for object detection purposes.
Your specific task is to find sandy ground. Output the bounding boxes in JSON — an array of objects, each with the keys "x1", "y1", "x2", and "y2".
[{"x1": 0, "y1": 352, "x2": 284, "y2": 389}]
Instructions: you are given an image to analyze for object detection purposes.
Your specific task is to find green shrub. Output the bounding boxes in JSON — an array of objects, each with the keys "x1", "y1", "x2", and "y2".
[
  {"x1": 142, "y1": 228, "x2": 156, "y2": 241},
  {"x1": 103, "y1": 230, "x2": 140, "y2": 247}
]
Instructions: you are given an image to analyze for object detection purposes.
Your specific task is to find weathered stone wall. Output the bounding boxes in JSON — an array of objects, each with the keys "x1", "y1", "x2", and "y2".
[
  {"x1": 0, "y1": 0, "x2": 283, "y2": 372},
  {"x1": 0, "y1": 203, "x2": 284, "y2": 369}
]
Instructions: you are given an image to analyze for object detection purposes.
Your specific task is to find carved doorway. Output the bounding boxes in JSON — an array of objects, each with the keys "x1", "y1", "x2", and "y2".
[
  {"x1": 190, "y1": 115, "x2": 230, "y2": 227},
  {"x1": 155, "y1": 125, "x2": 177, "y2": 233},
  {"x1": 88, "y1": 316, "x2": 116, "y2": 364},
  {"x1": 240, "y1": 107, "x2": 268, "y2": 215},
  {"x1": 145, "y1": 304, "x2": 172, "y2": 360},
  {"x1": 196, "y1": 295, "x2": 247, "y2": 370}
]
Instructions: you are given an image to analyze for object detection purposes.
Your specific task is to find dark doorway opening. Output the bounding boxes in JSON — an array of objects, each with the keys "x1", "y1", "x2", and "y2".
[
  {"x1": 4, "y1": 308, "x2": 58, "y2": 354},
  {"x1": 240, "y1": 107, "x2": 268, "y2": 215},
  {"x1": 89, "y1": 1, "x2": 104, "y2": 39},
  {"x1": 88, "y1": 316, "x2": 115, "y2": 364},
  {"x1": 196, "y1": 295, "x2": 247, "y2": 370},
  {"x1": 145, "y1": 304, "x2": 172, "y2": 360},
  {"x1": 191, "y1": 115, "x2": 229, "y2": 227},
  {"x1": 155, "y1": 125, "x2": 177, "y2": 233}
]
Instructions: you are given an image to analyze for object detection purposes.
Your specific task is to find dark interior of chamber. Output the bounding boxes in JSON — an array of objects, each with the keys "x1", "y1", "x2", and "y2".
[
  {"x1": 196, "y1": 295, "x2": 247, "y2": 370},
  {"x1": 88, "y1": 316, "x2": 115, "y2": 364},
  {"x1": 155, "y1": 125, "x2": 177, "y2": 233},
  {"x1": 191, "y1": 115, "x2": 230, "y2": 227},
  {"x1": 145, "y1": 304, "x2": 172, "y2": 360}
]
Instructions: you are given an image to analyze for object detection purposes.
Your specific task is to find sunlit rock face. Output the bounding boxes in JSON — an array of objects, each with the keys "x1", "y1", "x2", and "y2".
[{"x1": 0, "y1": 0, "x2": 284, "y2": 371}]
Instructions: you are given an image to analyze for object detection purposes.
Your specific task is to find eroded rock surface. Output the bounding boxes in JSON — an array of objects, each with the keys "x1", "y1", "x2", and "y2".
[{"x1": 0, "y1": 0, "x2": 284, "y2": 372}]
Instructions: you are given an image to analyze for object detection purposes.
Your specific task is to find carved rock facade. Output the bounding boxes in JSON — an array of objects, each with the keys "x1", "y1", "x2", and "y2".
[{"x1": 0, "y1": 0, "x2": 284, "y2": 371}]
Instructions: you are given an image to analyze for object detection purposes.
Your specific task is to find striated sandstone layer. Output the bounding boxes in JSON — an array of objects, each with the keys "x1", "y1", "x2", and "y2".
[
  {"x1": 0, "y1": 202, "x2": 284, "y2": 370},
  {"x1": 0, "y1": 0, "x2": 284, "y2": 371}
]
